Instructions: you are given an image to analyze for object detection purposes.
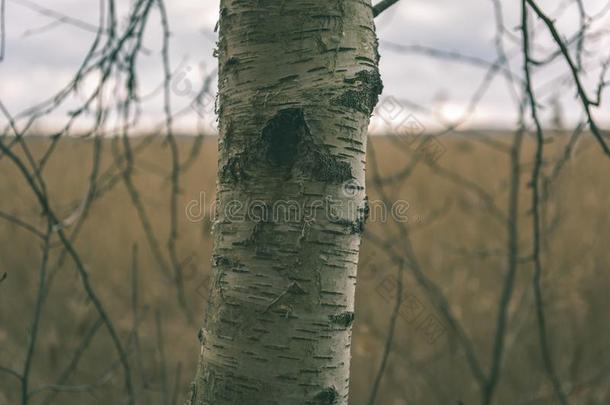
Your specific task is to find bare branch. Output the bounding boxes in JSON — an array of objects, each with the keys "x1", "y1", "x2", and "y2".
[
  {"x1": 482, "y1": 102, "x2": 526, "y2": 404},
  {"x1": 157, "y1": 0, "x2": 194, "y2": 324},
  {"x1": 373, "y1": 0, "x2": 402, "y2": 18},
  {"x1": 525, "y1": 0, "x2": 610, "y2": 156},
  {"x1": 0, "y1": 0, "x2": 5, "y2": 61},
  {"x1": 521, "y1": 3, "x2": 570, "y2": 404},
  {"x1": 368, "y1": 260, "x2": 404, "y2": 405},
  {"x1": 0, "y1": 210, "x2": 46, "y2": 240},
  {"x1": 0, "y1": 365, "x2": 22, "y2": 382},
  {"x1": 39, "y1": 317, "x2": 104, "y2": 405},
  {"x1": 8, "y1": 0, "x2": 102, "y2": 34},
  {"x1": 21, "y1": 224, "x2": 52, "y2": 405}
]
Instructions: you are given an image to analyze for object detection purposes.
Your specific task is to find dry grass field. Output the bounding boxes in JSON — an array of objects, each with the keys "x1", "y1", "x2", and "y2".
[{"x1": 1, "y1": 133, "x2": 609, "y2": 404}]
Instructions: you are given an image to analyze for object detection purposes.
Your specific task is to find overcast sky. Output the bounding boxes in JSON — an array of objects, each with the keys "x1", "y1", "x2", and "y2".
[{"x1": 1, "y1": 0, "x2": 609, "y2": 134}]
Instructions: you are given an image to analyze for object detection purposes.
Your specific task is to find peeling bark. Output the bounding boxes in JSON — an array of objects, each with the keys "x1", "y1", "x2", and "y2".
[{"x1": 190, "y1": 1, "x2": 381, "y2": 403}]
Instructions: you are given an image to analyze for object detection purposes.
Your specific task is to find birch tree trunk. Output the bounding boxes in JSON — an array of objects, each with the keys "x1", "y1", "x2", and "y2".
[{"x1": 189, "y1": 1, "x2": 382, "y2": 403}]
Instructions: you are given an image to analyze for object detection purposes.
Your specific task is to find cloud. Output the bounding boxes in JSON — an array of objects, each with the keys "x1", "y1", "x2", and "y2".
[{"x1": 1, "y1": 0, "x2": 609, "y2": 131}]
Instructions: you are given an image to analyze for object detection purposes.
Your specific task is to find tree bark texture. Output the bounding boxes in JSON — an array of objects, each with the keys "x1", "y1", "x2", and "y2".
[{"x1": 189, "y1": 1, "x2": 382, "y2": 404}]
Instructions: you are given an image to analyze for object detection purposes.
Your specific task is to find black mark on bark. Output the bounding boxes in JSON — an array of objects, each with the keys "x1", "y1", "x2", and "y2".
[
  {"x1": 331, "y1": 213, "x2": 367, "y2": 235},
  {"x1": 300, "y1": 145, "x2": 352, "y2": 183},
  {"x1": 219, "y1": 155, "x2": 249, "y2": 183},
  {"x1": 333, "y1": 70, "x2": 383, "y2": 114},
  {"x1": 262, "y1": 109, "x2": 304, "y2": 167},
  {"x1": 312, "y1": 386, "x2": 339, "y2": 404},
  {"x1": 261, "y1": 108, "x2": 352, "y2": 183},
  {"x1": 287, "y1": 281, "x2": 307, "y2": 295},
  {"x1": 213, "y1": 255, "x2": 241, "y2": 268},
  {"x1": 220, "y1": 108, "x2": 354, "y2": 184},
  {"x1": 226, "y1": 56, "x2": 240, "y2": 67},
  {"x1": 329, "y1": 311, "x2": 354, "y2": 327}
]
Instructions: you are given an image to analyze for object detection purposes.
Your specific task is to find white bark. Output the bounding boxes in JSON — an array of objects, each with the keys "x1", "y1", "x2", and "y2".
[{"x1": 189, "y1": 1, "x2": 381, "y2": 403}]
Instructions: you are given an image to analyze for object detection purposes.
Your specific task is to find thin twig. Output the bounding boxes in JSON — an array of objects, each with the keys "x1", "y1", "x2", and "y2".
[
  {"x1": 38, "y1": 316, "x2": 104, "y2": 405},
  {"x1": 368, "y1": 259, "x2": 405, "y2": 405},
  {"x1": 525, "y1": 0, "x2": 610, "y2": 156},
  {"x1": 0, "y1": 0, "x2": 5, "y2": 61},
  {"x1": 522, "y1": 3, "x2": 570, "y2": 404},
  {"x1": 373, "y1": 0, "x2": 402, "y2": 17},
  {"x1": 0, "y1": 210, "x2": 46, "y2": 239},
  {"x1": 21, "y1": 223, "x2": 52, "y2": 405},
  {"x1": 482, "y1": 101, "x2": 526, "y2": 405},
  {"x1": 157, "y1": 0, "x2": 193, "y2": 324},
  {"x1": 156, "y1": 309, "x2": 169, "y2": 405}
]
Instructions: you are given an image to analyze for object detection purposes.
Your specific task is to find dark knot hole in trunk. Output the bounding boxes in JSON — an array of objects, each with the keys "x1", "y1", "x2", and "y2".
[{"x1": 262, "y1": 108, "x2": 308, "y2": 167}]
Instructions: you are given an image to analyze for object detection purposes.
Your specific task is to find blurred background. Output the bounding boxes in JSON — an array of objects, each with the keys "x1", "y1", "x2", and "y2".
[
  {"x1": 1, "y1": 0, "x2": 610, "y2": 404},
  {"x1": 3, "y1": 0, "x2": 610, "y2": 131}
]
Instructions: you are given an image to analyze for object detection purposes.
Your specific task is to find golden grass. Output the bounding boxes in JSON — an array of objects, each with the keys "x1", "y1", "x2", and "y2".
[{"x1": 1, "y1": 133, "x2": 609, "y2": 404}]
